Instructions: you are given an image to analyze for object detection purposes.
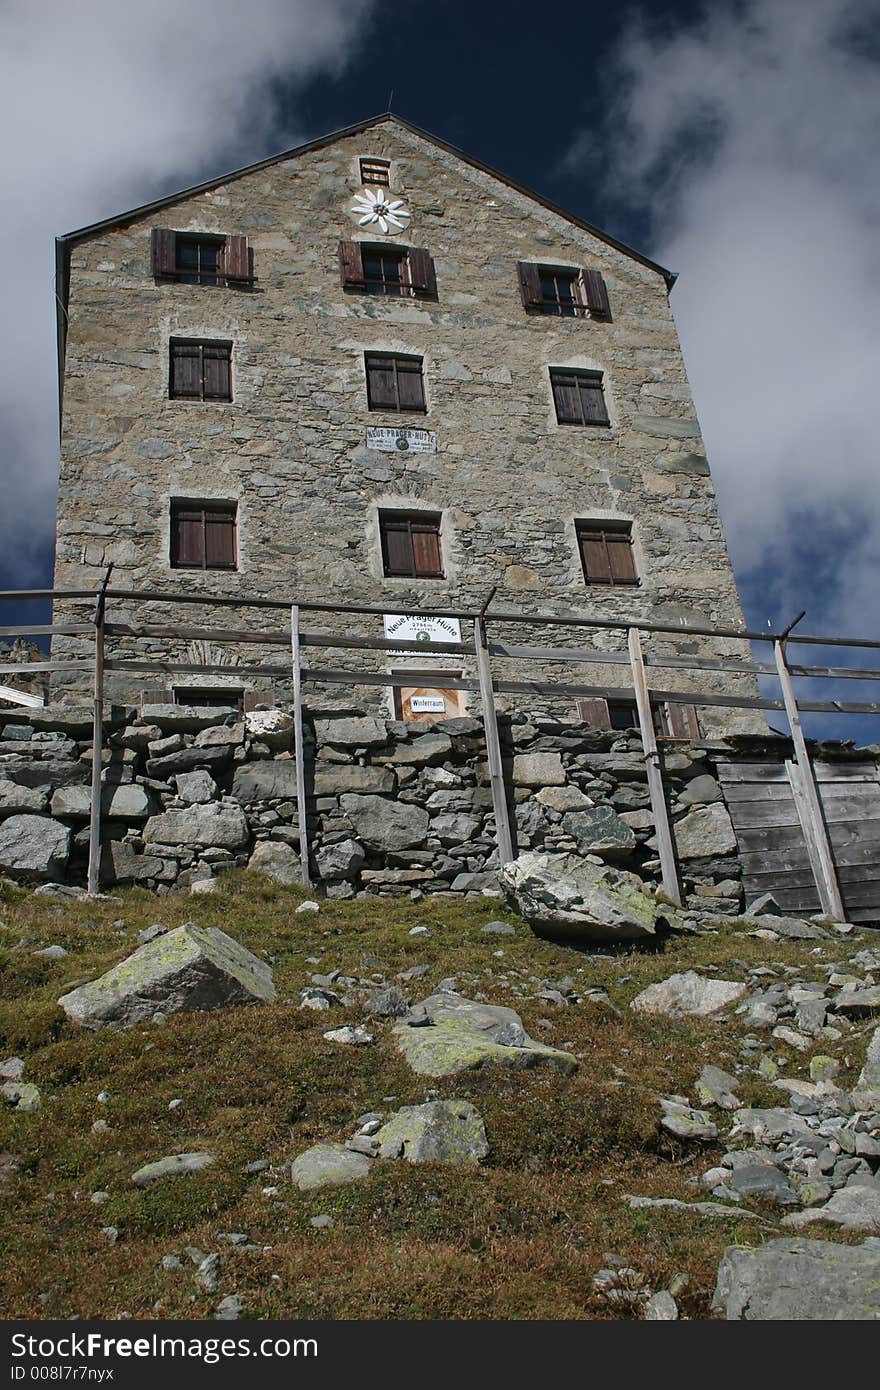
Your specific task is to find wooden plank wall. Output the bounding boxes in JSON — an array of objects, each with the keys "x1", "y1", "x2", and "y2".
[{"x1": 718, "y1": 759, "x2": 880, "y2": 923}]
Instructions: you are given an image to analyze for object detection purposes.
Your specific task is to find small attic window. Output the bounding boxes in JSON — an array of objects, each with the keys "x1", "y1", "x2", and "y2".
[{"x1": 360, "y1": 157, "x2": 390, "y2": 187}]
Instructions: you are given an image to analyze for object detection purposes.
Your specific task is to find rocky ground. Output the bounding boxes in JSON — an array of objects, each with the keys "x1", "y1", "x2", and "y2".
[{"x1": 1, "y1": 871, "x2": 878, "y2": 1320}]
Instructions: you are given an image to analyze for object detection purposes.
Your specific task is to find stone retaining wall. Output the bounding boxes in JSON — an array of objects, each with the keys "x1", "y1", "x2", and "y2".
[{"x1": 0, "y1": 700, "x2": 760, "y2": 904}]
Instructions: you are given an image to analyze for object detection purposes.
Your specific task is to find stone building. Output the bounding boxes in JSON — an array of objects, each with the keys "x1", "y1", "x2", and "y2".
[{"x1": 52, "y1": 114, "x2": 757, "y2": 733}]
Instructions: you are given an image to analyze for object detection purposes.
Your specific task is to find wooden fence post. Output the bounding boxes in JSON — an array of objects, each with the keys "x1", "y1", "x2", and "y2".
[
  {"x1": 290, "y1": 604, "x2": 312, "y2": 888},
  {"x1": 87, "y1": 565, "x2": 113, "y2": 897},
  {"x1": 774, "y1": 639, "x2": 845, "y2": 919},
  {"x1": 473, "y1": 616, "x2": 514, "y2": 865},
  {"x1": 627, "y1": 627, "x2": 682, "y2": 906}
]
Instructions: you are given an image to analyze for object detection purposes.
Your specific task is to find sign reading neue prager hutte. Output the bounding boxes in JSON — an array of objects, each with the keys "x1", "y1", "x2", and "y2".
[
  {"x1": 366, "y1": 427, "x2": 437, "y2": 453},
  {"x1": 383, "y1": 614, "x2": 462, "y2": 654}
]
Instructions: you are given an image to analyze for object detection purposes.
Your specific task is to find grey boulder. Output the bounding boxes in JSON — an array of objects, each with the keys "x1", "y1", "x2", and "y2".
[
  {"x1": 58, "y1": 922, "x2": 276, "y2": 1029},
  {"x1": 231, "y1": 761, "x2": 299, "y2": 803},
  {"x1": 853, "y1": 1025, "x2": 880, "y2": 1107},
  {"x1": 0, "y1": 814, "x2": 70, "y2": 882},
  {"x1": 560, "y1": 806, "x2": 637, "y2": 861},
  {"x1": 289, "y1": 1143, "x2": 371, "y2": 1190},
  {"x1": 50, "y1": 784, "x2": 157, "y2": 820},
  {"x1": 143, "y1": 803, "x2": 249, "y2": 851},
  {"x1": 670, "y1": 803, "x2": 736, "y2": 858},
  {"x1": 631, "y1": 971, "x2": 747, "y2": 1018},
  {"x1": 499, "y1": 851, "x2": 678, "y2": 943},
  {"x1": 0, "y1": 780, "x2": 49, "y2": 816},
  {"x1": 339, "y1": 794, "x2": 429, "y2": 852},
  {"x1": 713, "y1": 1237, "x2": 880, "y2": 1319},
  {"x1": 394, "y1": 991, "x2": 576, "y2": 1077},
  {"x1": 247, "y1": 839, "x2": 301, "y2": 885},
  {"x1": 132, "y1": 1152, "x2": 216, "y2": 1187},
  {"x1": 314, "y1": 837, "x2": 365, "y2": 882},
  {"x1": 374, "y1": 1100, "x2": 488, "y2": 1164}
]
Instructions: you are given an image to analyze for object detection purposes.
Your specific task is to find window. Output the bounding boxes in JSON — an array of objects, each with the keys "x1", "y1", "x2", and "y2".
[
  {"x1": 550, "y1": 368, "x2": 609, "y2": 426},
  {"x1": 379, "y1": 512, "x2": 443, "y2": 578},
  {"x1": 577, "y1": 696, "x2": 701, "y2": 739},
  {"x1": 170, "y1": 500, "x2": 237, "y2": 570},
  {"x1": 169, "y1": 340, "x2": 232, "y2": 401},
  {"x1": 576, "y1": 521, "x2": 638, "y2": 585},
  {"x1": 360, "y1": 157, "x2": 390, "y2": 186},
  {"x1": 172, "y1": 687, "x2": 244, "y2": 711},
  {"x1": 339, "y1": 242, "x2": 437, "y2": 298},
  {"x1": 365, "y1": 353, "x2": 426, "y2": 412},
  {"x1": 151, "y1": 229, "x2": 251, "y2": 286},
  {"x1": 517, "y1": 262, "x2": 611, "y2": 320}
]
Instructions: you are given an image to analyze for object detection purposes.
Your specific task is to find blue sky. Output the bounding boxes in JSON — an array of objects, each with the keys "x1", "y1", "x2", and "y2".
[{"x1": 1, "y1": 0, "x2": 878, "y2": 739}]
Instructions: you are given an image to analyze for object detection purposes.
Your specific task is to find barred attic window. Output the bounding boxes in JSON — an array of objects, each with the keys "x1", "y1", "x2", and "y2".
[
  {"x1": 364, "y1": 353, "x2": 426, "y2": 412},
  {"x1": 550, "y1": 368, "x2": 609, "y2": 427},
  {"x1": 360, "y1": 158, "x2": 391, "y2": 186},
  {"x1": 379, "y1": 511, "x2": 443, "y2": 578},
  {"x1": 170, "y1": 500, "x2": 237, "y2": 570},
  {"x1": 169, "y1": 340, "x2": 232, "y2": 402},
  {"x1": 576, "y1": 520, "x2": 638, "y2": 586}
]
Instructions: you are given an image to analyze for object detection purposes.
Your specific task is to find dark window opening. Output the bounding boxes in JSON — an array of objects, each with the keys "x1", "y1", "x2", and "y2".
[
  {"x1": 577, "y1": 697, "x2": 701, "y2": 739},
  {"x1": 360, "y1": 158, "x2": 390, "y2": 186},
  {"x1": 363, "y1": 246, "x2": 408, "y2": 297},
  {"x1": 379, "y1": 511, "x2": 443, "y2": 578},
  {"x1": 539, "y1": 268, "x2": 584, "y2": 318},
  {"x1": 608, "y1": 700, "x2": 639, "y2": 731},
  {"x1": 170, "y1": 500, "x2": 237, "y2": 570},
  {"x1": 551, "y1": 368, "x2": 610, "y2": 427},
  {"x1": 172, "y1": 686, "x2": 244, "y2": 711},
  {"x1": 169, "y1": 339, "x2": 232, "y2": 402},
  {"x1": 576, "y1": 521, "x2": 638, "y2": 586},
  {"x1": 175, "y1": 236, "x2": 222, "y2": 286},
  {"x1": 151, "y1": 229, "x2": 251, "y2": 286},
  {"x1": 365, "y1": 353, "x2": 426, "y2": 412},
  {"x1": 518, "y1": 261, "x2": 612, "y2": 320}
]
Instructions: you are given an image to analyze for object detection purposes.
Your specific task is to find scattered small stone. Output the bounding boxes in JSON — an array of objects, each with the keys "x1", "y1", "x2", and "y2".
[
  {"x1": 91, "y1": 1119, "x2": 108, "y2": 1134},
  {"x1": 34, "y1": 945, "x2": 67, "y2": 960},
  {"x1": 90, "y1": 1191, "x2": 109, "y2": 1205},
  {"x1": 481, "y1": 922, "x2": 515, "y2": 936},
  {"x1": 162, "y1": 1255, "x2": 183, "y2": 1271},
  {"x1": 644, "y1": 1291, "x2": 679, "y2": 1320},
  {"x1": 100, "y1": 1227, "x2": 119, "y2": 1244},
  {"x1": 323, "y1": 1026, "x2": 374, "y2": 1046},
  {"x1": 244, "y1": 1159, "x2": 268, "y2": 1174},
  {"x1": 309, "y1": 1215, "x2": 334, "y2": 1229},
  {"x1": 295, "y1": 901, "x2": 320, "y2": 914},
  {"x1": 2, "y1": 1082, "x2": 41, "y2": 1113},
  {"x1": 196, "y1": 1253, "x2": 221, "y2": 1293},
  {"x1": 131, "y1": 1152, "x2": 216, "y2": 1187},
  {"x1": 168, "y1": 1098, "x2": 183, "y2": 1110},
  {"x1": 289, "y1": 1144, "x2": 371, "y2": 1190},
  {"x1": 214, "y1": 1293, "x2": 243, "y2": 1320},
  {"x1": 409, "y1": 926, "x2": 430, "y2": 937},
  {"x1": 138, "y1": 924, "x2": 167, "y2": 945},
  {"x1": 0, "y1": 1058, "x2": 24, "y2": 1081},
  {"x1": 299, "y1": 986, "x2": 342, "y2": 1011},
  {"x1": 97, "y1": 1091, "x2": 110, "y2": 1103}
]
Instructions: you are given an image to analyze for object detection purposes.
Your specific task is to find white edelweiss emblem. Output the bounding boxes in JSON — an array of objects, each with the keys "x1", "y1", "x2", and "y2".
[{"x1": 351, "y1": 187, "x2": 410, "y2": 234}]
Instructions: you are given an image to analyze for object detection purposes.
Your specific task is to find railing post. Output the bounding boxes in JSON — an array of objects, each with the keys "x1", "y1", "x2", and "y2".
[
  {"x1": 290, "y1": 604, "x2": 312, "y2": 888},
  {"x1": 627, "y1": 627, "x2": 682, "y2": 906},
  {"x1": 473, "y1": 614, "x2": 514, "y2": 865},
  {"x1": 774, "y1": 638, "x2": 845, "y2": 920},
  {"x1": 87, "y1": 565, "x2": 113, "y2": 897}
]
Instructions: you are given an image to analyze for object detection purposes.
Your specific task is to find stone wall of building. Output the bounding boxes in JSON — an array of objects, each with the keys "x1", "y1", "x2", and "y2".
[
  {"x1": 52, "y1": 117, "x2": 759, "y2": 730},
  {"x1": 0, "y1": 701, "x2": 754, "y2": 907}
]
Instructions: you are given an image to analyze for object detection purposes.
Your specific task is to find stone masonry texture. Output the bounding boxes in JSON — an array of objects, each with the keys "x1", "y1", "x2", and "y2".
[{"x1": 51, "y1": 116, "x2": 759, "y2": 731}]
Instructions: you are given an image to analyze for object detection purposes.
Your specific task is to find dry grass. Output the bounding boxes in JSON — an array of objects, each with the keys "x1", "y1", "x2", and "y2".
[{"x1": 0, "y1": 874, "x2": 871, "y2": 1319}]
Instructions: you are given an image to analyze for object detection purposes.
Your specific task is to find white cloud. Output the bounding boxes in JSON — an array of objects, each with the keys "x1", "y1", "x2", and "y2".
[
  {"x1": 575, "y1": 0, "x2": 880, "y2": 648},
  {"x1": 0, "y1": 0, "x2": 375, "y2": 582}
]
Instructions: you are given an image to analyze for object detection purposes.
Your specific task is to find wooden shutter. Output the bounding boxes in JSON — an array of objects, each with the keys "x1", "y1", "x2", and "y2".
[
  {"x1": 151, "y1": 227, "x2": 176, "y2": 277},
  {"x1": 579, "y1": 375, "x2": 610, "y2": 425},
  {"x1": 584, "y1": 268, "x2": 612, "y2": 320},
  {"x1": 396, "y1": 358, "x2": 426, "y2": 412},
  {"x1": 170, "y1": 342, "x2": 200, "y2": 398},
  {"x1": 408, "y1": 247, "x2": 437, "y2": 297},
  {"x1": 577, "y1": 698, "x2": 611, "y2": 729},
  {"x1": 339, "y1": 240, "x2": 366, "y2": 289},
  {"x1": 381, "y1": 517, "x2": 413, "y2": 575},
  {"x1": 243, "y1": 688, "x2": 275, "y2": 712},
  {"x1": 140, "y1": 687, "x2": 170, "y2": 709},
  {"x1": 366, "y1": 355, "x2": 398, "y2": 409},
  {"x1": 411, "y1": 522, "x2": 443, "y2": 577},
  {"x1": 607, "y1": 531, "x2": 636, "y2": 583},
  {"x1": 517, "y1": 261, "x2": 543, "y2": 309},
  {"x1": 171, "y1": 506, "x2": 205, "y2": 567},
  {"x1": 204, "y1": 507, "x2": 236, "y2": 568},
  {"x1": 223, "y1": 235, "x2": 250, "y2": 283},
  {"x1": 551, "y1": 372, "x2": 582, "y2": 424},
  {"x1": 664, "y1": 703, "x2": 701, "y2": 739},
  {"x1": 202, "y1": 345, "x2": 231, "y2": 401},
  {"x1": 578, "y1": 531, "x2": 612, "y2": 583}
]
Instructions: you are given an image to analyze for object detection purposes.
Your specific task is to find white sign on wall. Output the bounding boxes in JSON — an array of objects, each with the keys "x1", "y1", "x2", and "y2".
[
  {"x1": 367, "y1": 427, "x2": 437, "y2": 454},
  {"x1": 383, "y1": 613, "x2": 462, "y2": 655},
  {"x1": 410, "y1": 695, "x2": 447, "y2": 714}
]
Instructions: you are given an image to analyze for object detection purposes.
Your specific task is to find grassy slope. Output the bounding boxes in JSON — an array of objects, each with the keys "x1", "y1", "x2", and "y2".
[{"x1": 0, "y1": 875, "x2": 873, "y2": 1321}]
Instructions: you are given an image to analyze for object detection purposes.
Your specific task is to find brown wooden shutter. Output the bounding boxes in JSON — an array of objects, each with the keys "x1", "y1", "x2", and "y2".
[
  {"x1": 577, "y1": 697, "x2": 611, "y2": 729},
  {"x1": 170, "y1": 342, "x2": 200, "y2": 398},
  {"x1": 140, "y1": 687, "x2": 170, "y2": 709},
  {"x1": 607, "y1": 531, "x2": 637, "y2": 583},
  {"x1": 223, "y1": 235, "x2": 250, "y2": 283},
  {"x1": 579, "y1": 532, "x2": 612, "y2": 583},
  {"x1": 665, "y1": 702, "x2": 701, "y2": 739},
  {"x1": 396, "y1": 359, "x2": 426, "y2": 412},
  {"x1": 584, "y1": 268, "x2": 612, "y2": 320},
  {"x1": 551, "y1": 372, "x2": 581, "y2": 424},
  {"x1": 381, "y1": 518, "x2": 413, "y2": 575},
  {"x1": 151, "y1": 228, "x2": 176, "y2": 277},
  {"x1": 411, "y1": 523, "x2": 443, "y2": 577},
  {"x1": 580, "y1": 375, "x2": 610, "y2": 425},
  {"x1": 408, "y1": 247, "x2": 437, "y2": 297},
  {"x1": 243, "y1": 688, "x2": 275, "y2": 712},
  {"x1": 171, "y1": 506, "x2": 205, "y2": 567},
  {"x1": 202, "y1": 345, "x2": 231, "y2": 401},
  {"x1": 517, "y1": 261, "x2": 543, "y2": 309},
  {"x1": 365, "y1": 355, "x2": 398, "y2": 409},
  {"x1": 204, "y1": 507, "x2": 236, "y2": 568},
  {"x1": 339, "y1": 240, "x2": 365, "y2": 289}
]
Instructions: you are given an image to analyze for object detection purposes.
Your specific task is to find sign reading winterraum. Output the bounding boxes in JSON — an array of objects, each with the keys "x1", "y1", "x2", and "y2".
[
  {"x1": 383, "y1": 614, "x2": 462, "y2": 655},
  {"x1": 409, "y1": 694, "x2": 447, "y2": 714},
  {"x1": 366, "y1": 427, "x2": 437, "y2": 453}
]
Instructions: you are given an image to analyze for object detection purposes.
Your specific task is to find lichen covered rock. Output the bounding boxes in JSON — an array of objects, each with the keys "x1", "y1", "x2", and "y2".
[{"x1": 499, "y1": 851, "x2": 678, "y2": 943}]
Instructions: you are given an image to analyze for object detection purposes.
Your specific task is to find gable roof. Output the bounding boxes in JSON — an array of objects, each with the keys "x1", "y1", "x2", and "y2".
[{"x1": 53, "y1": 112, "x2": 676, "y2": 418}]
